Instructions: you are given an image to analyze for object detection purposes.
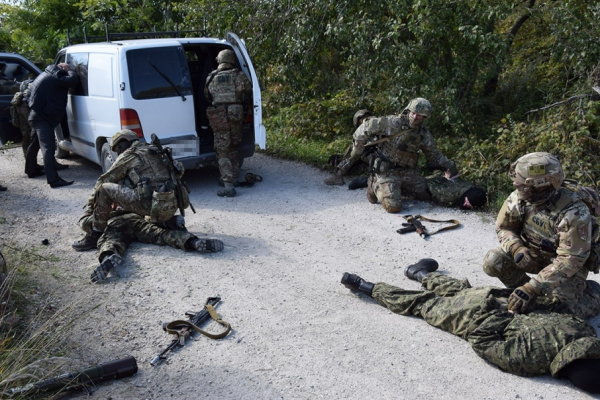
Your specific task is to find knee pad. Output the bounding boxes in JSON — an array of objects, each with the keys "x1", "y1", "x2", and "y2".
[
  {"x1": 381, "y1": 198, "x2": 402, "y2": 213},
  {"x1": 482, "y1": 248, "x2": 510, "y2": 277}
]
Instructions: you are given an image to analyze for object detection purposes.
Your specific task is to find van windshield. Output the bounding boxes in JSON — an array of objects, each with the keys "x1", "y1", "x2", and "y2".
[{"x1": 127, "y1": 46, "x2": 192, "y2": 100}]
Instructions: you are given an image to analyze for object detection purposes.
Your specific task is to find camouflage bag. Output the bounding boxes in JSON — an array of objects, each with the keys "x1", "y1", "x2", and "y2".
[
  {"x1": 9, "y1": 91, "x2": 23, "y2": 127},
  {"x1": 562, "y1": 179, "x2": 600, "y2": 273},
  {"x1": 206, "y1": 105, "x2": 229, "y2": 132},
  {"x1": 150, "y1": 182, "x2": 178, "y2": 223}
]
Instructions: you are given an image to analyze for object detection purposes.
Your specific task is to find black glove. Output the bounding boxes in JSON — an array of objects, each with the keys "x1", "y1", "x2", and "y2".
[{"x1": 507, "y1": 283, "x2": 539, "y2": 314}]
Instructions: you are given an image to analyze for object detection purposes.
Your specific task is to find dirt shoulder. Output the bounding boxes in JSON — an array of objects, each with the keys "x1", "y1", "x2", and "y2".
[{"x1": 0, "y1": 148, "x2": 599, "y2": 399}]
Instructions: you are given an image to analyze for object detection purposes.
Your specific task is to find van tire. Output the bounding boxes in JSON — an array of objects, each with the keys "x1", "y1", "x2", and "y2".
[{"x1": 101, "y1": 143, "x2": 118, "y2": 173}]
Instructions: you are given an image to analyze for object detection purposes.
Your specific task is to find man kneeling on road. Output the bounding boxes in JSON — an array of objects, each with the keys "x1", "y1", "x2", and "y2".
[
  {"x1": 341, "y1": 260, "x2": 600, "y2": 393},
  {"x1": 73, "y1": 129, "x2": 190, "y2": 251}
]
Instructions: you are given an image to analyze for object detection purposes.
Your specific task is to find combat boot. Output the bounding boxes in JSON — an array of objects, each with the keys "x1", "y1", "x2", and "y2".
[
  {"x1": 348, "y1": 176, "x2": 368, "y2": 190},
  {"x1": 404, "y1": 258, "x2": 439, "y2": 282},
  {"x1": 366, "y1": 186, "x2": 377, "y2": 204},
  {"x1": 217, "y1": 182, "x2": 237, "y2": 197},
  {"x1": 72, "y1": 229, "x2": 103, "y2": 251},
  {"x1": 189, "y1": 238, "x2": 224, "y2": 253},
  {"x1": 90, "y1": 253, "x2": 122, "y2": 283},
  {"x1": 324, "y1": 173, "x2": 344, "y2": 186},
  {"x1": 341, "y1": 273, "x2": 374, "y2": 297}
]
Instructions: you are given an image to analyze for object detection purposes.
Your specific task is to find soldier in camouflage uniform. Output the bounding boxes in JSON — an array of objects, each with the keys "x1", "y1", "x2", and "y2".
[
  {"x1": 78, "y1": 211, "x2": 223, "y2": 283},
  {"x1": 205, "y1": 49, "x2": 252, "y2": 198},
  {"x1": 324, "y1": 109, "x2": 374, "y2": 186},
  {"x1": 10, "y1": 79, "x2": 34, "y2": 157},
  {"x1": 341, "y1": 265, "x2": 600, "y2": 393},
  {"x1": 483, "y1": 152, "x2": 599, "y2": 319},
  {"x1": 72, "y1": 129, "x2": 187, "y2": 251},
  {"x1": 344, "y1": 98, "x2": 459, "y2": 213}
]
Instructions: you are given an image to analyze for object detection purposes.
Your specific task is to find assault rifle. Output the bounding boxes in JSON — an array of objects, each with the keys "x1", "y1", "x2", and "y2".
[
  {"x1": 151, "y1": 297, "x2": 231, "y2": 366},
  {"x1": 398, "y1": 215, "x2": 429, "y2": 239},
  {"x1": 397, "y1": 215, "x2": 461, "y2": 238},
  {"x1": 150, "y1": 133, "x2": 196, "y2": 216},
  {"x1": 7, "y1": 356, "x2": 138, "y2": 397}
]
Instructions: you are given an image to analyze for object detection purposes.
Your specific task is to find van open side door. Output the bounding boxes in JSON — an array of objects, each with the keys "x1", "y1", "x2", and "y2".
[{"x1": 225, "y1": 32, "x2": 266, "y2": 150}]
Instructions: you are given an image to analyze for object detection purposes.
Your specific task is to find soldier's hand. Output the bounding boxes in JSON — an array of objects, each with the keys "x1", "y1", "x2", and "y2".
[
  {"x1": 513, "y1": 246, "x2": 534, "y2": 270},
  {"x1": 328, "y1": 154, "x2": 342, "y2": 167},
  {"x1": 507, "y1": 283, "x2": 539, "y2": 314}
]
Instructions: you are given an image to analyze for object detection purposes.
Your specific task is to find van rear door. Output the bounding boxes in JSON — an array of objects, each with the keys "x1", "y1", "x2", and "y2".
[
  {"x1": 121, "y1": 44, "x2": 198, "y2": 159},
  {"x1": 225, "y1": 32, "x2": 266, "y2": 149}
]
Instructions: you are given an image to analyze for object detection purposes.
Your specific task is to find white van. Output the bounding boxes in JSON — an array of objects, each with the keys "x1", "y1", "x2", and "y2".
[{"x1": 53, "y1": 31, "x2": 265, "y2": 172}]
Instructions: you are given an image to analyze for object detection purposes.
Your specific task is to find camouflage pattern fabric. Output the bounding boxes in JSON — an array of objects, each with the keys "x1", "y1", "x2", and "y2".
[
  {"x1": 97, "y1": 213, "x2": 195, "y2": 262},
  {"x1": 205, "y1": 65, "x2": 251, "y2": 184},
  {"x1": 347, "y1": 110, "x2": 457, "y2": 212},
  {"x1": 89, "y1": 141, "x2": 176, "y2": 230},
  {"x1": 367, "y1": 168, "x2": 431, "y2": 213},
  {"x1": 206, "y1": 104, "x2": 243, "y2": 183},
  {"x1": 425, "y1": 170, "x2": 477, "y2": 207},
  {"x1": 16, "y1": 104, "x2": 32, "y2": 158},
  {"x1": 483, "y1": 187, "x2": 594, "y2": 315},
  {"x1": 371, "y1": 272, "x2": 600, "y2": 378}
]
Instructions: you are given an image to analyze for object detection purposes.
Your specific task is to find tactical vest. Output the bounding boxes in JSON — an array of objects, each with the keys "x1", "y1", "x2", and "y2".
[
  {"x1": 126, "y1": 145, "x2": 173, "y2": 192},
  {"x1": 520, "y1": 186, "x2": 600, "y2": 273},
  {"x1": 207, "y1": 69, "x2": 245, "y2": 105},
  {"x1": 378, "y1": 129, "x2": 422, "y2": 169}
]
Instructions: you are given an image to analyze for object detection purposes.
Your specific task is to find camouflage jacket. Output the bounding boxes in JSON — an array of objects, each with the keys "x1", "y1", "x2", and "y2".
[
  {"x1": 496, "y1": 188, "x2": 592, "y2": 293},
  {"x1": 346, "y1": 111, "x2": 456, "y2": 174},
  {"x1": 469, "y1": 310, "x2": 600, "y2": 377},
  {"x1": 92, "y1": 142, "x2": 173, "y2": 195},
  {"x1": 204, "y1": 64, "x2": 251, "y2": 106},
  {"x1": 425, "y1": 170, "x2": 477, "y2": 206}
]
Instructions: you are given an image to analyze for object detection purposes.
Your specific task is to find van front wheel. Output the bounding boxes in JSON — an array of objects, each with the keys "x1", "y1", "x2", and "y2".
[{"x1": 101, "y1": 143, "x2": 118, "y2": 173}]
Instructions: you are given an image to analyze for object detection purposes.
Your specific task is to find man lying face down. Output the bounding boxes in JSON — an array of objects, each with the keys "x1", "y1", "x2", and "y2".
[{"x1": 341, "y1": 259, "x2": 600, "y2": 394}]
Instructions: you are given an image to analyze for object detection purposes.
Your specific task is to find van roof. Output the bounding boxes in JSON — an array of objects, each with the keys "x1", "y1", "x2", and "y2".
[{"x1": 63, "y1": 37, "x2": 230, "y2": 51}]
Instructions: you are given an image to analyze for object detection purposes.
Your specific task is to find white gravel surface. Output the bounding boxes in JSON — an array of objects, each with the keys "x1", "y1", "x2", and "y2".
[{"x1": 1, "y1": 147, "x2": 599, "y2": 399}]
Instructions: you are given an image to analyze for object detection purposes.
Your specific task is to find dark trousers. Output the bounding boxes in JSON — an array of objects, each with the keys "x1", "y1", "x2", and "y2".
[{"x1": 25, "y1": 114, "x2": 58, "y2": 184}]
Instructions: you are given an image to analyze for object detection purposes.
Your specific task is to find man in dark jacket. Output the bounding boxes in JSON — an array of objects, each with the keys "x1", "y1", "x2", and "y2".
[{"x1": 24, "y1": 63, "x2": 78, "y2": 188}]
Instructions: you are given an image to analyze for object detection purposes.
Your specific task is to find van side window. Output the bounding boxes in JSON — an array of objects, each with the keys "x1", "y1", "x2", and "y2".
[
  {"x1": 126, "y1": 47, "x2": 193, "y2": 100},
  {"x1": 67, "y1": 52, "x2": 89, "y2": 96}
]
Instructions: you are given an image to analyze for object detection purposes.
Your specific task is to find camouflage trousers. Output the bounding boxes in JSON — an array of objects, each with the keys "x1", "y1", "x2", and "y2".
[
  {"x1": 367, "y1": 168, "x2": 431, "y2": 213},
  {"x1": 16, "y1": 104, "x2": 32, "y2": 158},
  {"x1": 97, "y1": 213, "x2": 195, "y2": 262},
  {"x1": 482, "y1": 247, "x2": 600, "y2": 319},
  {"x1": 93, "y1": 183, "x2": 152, "y2": 231},
  {"x1": 372, "y1": 273, "x2": 600, "y2": 377},
  {"x1": 207, "y1": 104, "x2": 244, "y2": 183}
]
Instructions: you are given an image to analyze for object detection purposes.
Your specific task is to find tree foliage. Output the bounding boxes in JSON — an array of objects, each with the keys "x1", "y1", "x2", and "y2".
[{"x1": 1, "y1": 0, "x2": 600, "y2": 204}]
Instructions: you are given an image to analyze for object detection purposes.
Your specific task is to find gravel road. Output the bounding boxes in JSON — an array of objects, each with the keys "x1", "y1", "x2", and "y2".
[{"x1": 0, "y1": 147, "x2": 599, "y2": 399}]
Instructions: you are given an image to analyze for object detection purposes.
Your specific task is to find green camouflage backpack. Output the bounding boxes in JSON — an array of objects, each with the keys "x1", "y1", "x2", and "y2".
[
  {"x1": 9, "y1": 91, "x2": 23, "y2": 127},
  {"x1": 562, "y1": 179, "x2": 600, "y2": 273}
]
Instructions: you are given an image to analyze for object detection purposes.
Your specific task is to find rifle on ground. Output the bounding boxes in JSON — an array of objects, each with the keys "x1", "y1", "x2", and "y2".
[
  {"x1": 151, "y1": 296, "x2": 231, "y2": 366},
  {"x1": 150, "y1": 133, "x2": 196, "y2": 216},
  {"x1": 397, "y1": 214, "x2": 461, "y2": 239},
  {"x1": 7, "y1": 356, "x2": 138, "y2": 397},
  {"x1": 399, "y1": 214, "x2": 429, "y2": 239}
]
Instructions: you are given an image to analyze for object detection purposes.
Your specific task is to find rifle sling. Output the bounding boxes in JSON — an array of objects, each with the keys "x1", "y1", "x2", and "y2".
[
  {"x1": 165, "y1": 304, "x2": 231, "y2": 340},
  {"x1": 399, "y1": 215, "x2": 461, "y2": 236}
]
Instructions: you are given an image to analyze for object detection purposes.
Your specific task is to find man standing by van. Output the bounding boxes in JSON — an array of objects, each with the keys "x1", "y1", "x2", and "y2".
[
  {"x1": 24, "y1": 62, "x2": 78, "y2": 188},
  {"x1": 205, "y1": 49, "x2": 252, "y2": 198}
]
